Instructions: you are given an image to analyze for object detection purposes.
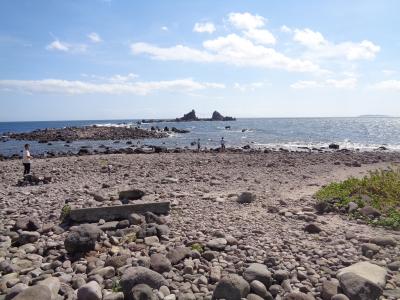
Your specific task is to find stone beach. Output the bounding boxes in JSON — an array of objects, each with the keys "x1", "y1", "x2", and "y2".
[{"x1": 0, "y1": 150, "x2": 400, "y2": 300}]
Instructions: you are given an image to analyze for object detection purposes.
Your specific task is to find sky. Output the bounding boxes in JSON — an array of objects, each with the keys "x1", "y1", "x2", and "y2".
[{"x1": 0, "y1": 0, "x2": 399, "y2": 121}]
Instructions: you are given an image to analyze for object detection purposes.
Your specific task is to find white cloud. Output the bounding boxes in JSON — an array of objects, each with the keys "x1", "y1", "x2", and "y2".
[
  {"x1": 233, "y1": 81, "x2": 266, "y2": 92},
  {"x1": 280, "y1": 25, "x2": 292, "y2": 33},
  {"x1": 161, "y1": 26, "x2": 169, "y2": 31},
  {"x1": 294, "y1": 28, "x2": 326, "y2": 49},
  {"x1": 46, "y1": 39, "x2": 87, "y2": 53},
  {"x1": 293, "y1": 28, "x2": 380, "y2": 61},
  {"x1": 371, "y1": 80, "x2": 400, "y2": 91},
  {"x1": 244, "y1": 28, "x2": 276, "y2": 45},
  {"x1": 108, "y1": 73, "x2": 138, "y2": 83},
  {"x1": 131, "y1": 34, "x2": 321, "y2": 73},
  {"x1": 88, "y1": 32, "x2": 102, "y2": 43},
  {"x1": 228, "y1": 12, "x2": 266, "y2": 30},
  {"x1": 382, "y1": 69, "x2": 397, "y2": 76},
  {"x1": 291, "y1": 77, "x2": 357, "y2": 89},
  {"x1": 193, "y1": 22, "x2": 216, "y2": 34},
  {"x1": 46, "y1": 40, "x2": 69, "y2": 51},
  {"x1": 0, "y1": 78, "x2": 225, "y2": 96}
]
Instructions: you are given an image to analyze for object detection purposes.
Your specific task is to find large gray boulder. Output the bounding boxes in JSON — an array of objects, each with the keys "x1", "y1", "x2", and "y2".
[
  {"x1": 129, "y1": 284, "x2": 156, "y2": 300},
  {"x1": 212, "y1": 274, "x2": 250, "y2": 300},
  {"x1": 13, "y1": 285, "x2": 52, "y2": 300},
  {"x1": 77, "y1": 280, "x2": 102, "y2": 300},
  {"x1": 150, "y1": 253, "x2": 172, "y2": 273},
  {"x1": 121, "y1": 267, "x2": 168, "y2": 297},
  {"x1": 166, "y1": 247, "x2": 191, "y2": 265},
  {"x1": 64, "y1": 224, "x2": 102, "y2": 254},
  {"x1": 339, "y1": 272, "x2": 382, "y2": 300},
  {"x1": 337, "y1": 261, "x2": 387, "y2": 288},
  {"x1": 37, "y1": 277, "x2": 60, "y2": 299},
  {"x1": 243, "y1": 263, "x2": 272, "y2": 287}
]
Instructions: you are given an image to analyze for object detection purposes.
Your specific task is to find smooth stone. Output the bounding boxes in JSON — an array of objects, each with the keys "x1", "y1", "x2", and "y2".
[{"x1": 337, "y1": 262, "x2": 387, "y2": 288}]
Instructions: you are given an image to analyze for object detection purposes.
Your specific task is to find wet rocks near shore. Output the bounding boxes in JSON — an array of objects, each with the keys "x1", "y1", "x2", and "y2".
[{"x1": 8, "y1": 125, "x2": 167, "y2": 142}]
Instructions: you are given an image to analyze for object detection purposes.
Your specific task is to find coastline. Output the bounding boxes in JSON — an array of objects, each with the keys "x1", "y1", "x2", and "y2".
[{"x1": 0, "y1": 151, "x2": 399, "y2": 299}]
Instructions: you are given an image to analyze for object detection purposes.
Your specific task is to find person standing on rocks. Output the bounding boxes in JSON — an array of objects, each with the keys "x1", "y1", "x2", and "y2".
[
  {"x1": 220, "y1": 137, "x2": 226, "y2": 152},
  {"x1": 22, "y1": 143, "x2": 32, "y2": 175},
  {"x1": 197, "y1": 138, "x2": 201, "y2": 152}
]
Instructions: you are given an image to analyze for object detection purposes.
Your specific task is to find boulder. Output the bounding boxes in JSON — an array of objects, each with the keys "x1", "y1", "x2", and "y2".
[
  {"x1": 206, "y1": 238, "x2": 227, "y2": 251},
  {"x1": 121, "y1": 267, "x2": 168, "y2": 296},
  {"x1": 37, "y1": 277, "x2": 60, "y2": 300},
  {"x1": 129, "y1": 284, "x2": 156, "y2": 300},
  {"x1": 14, "y1": 217, "x2": 40, "y2": 231},
  {"x1": 64, "y1": 224, "x2": 102, "y2": 254},
  {"x1": 304, "y1": 223, "x2": 322, "y2": 234},
  {"x1": 339, "y1": 272, "x2": 382, "y2": 300},
  {"x1": 166, "y1": 247, "x2": 191, "y2": 265},
  {"x1": 212, "y1": 274, "x2": 250, "y2": 300},
  {"x1": 13, "y1": 285, "x2": 52, "y2": 300},
  {"x1": 17, "y1": 231, "x2": 40, "y2": 245},
  {"x1": 359, "y1": 206, "x2": 381, "y2": 218},
  {"x1": 321, "y1": 280, "x2": 338, "y2": 300},
  {"x1": 243, "y1": 263, "x2": 272, "y2": 287},
  {"x1": 337, "y1": 261, "x2": 387, "y2": 288},
  {"x1": 119, "y1": 189, "x2": 145, "y2": 201},
  {"x1": 369, "y1": 236, "x2": 397, "y2": 247},
  {"x1": 237, "y1": 192, "x2": 256, "y2": 204},
  {"x1": 77, "y1": 281, "x2": 102, "y2": 300},
  {"x1": 150, "y1": 254, "x2": 172, "y2": 273}
]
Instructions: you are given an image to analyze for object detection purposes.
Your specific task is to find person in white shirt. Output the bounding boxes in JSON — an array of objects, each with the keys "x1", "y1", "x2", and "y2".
[
  {"x1": 22, "y1": 144, "x2": 32, "y2": 175},
  {"x1": 220, "y1": 137, "x2": 226, "y2": 152}
]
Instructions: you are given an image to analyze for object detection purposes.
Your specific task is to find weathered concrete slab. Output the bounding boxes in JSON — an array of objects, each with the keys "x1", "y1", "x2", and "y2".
[{"x1": 69, "y1": 202, "x2": 170, "y2": 223}]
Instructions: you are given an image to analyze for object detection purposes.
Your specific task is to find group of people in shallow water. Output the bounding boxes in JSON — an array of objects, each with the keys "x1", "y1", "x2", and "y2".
[
  {"x1": 21, "y1": 138, "x2": 227, "y2": 176},
  {"x1": 196, "y1": 137, "x2": 226, "y2": 152}
]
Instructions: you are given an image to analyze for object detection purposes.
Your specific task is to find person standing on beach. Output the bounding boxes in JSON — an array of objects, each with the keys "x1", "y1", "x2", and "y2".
[
  {"x1": 22, "y1": 144, "x2": 32, "y2": 175},
  {"x1": 197, "y1": 138, "x2": 201, "y2": 152},
  {"x1": 220, "y1": 137, "x2": 226, "y2": 152}
]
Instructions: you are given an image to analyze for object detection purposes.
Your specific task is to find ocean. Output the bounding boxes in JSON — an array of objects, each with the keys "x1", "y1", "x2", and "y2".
[{"x1": 1, "y1": 117, "x2": 400, "y2": 157}]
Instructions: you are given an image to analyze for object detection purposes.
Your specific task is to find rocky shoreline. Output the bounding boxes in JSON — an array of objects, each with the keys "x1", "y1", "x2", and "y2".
[
  {"x1": 0, "y1": 151, "x2": 400, "y2": 300},
  {"x1": 6, "y1": 126, "x2": 167, "y2": 143}
]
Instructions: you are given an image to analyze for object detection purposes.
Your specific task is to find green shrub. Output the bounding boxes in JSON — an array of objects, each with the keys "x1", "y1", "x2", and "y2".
[
  {"x1": 60, "y1": 204, "x2": 71, "y2": 222},
  {"x1": 191, "y1": 243, "x2": 204, "y2": 253},
  {"x1": 315, "y1": 168, "x2": 400, "y2": 230}
]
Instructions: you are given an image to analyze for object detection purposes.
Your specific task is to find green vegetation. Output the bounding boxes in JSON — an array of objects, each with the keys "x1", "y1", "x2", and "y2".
[
  {"x1": 60, "y1": 204, "x2": 71, "y2": 222},
  {"x1": 315, "y1": 168, "x2": 400, "y2": 230},
  {"x1": 191, "y1": 243, "x2": 204, "y2": 253},
  {"x1": 112, "y1": 279, "x2": 122, "y2": 293}
]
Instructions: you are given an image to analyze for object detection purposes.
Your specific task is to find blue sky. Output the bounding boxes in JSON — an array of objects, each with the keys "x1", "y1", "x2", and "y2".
[{"x1": 0, "y1": 0, "x2": 399, "y2": 121}]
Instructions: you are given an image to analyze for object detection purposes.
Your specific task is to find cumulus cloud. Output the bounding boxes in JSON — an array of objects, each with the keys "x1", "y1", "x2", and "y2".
[
  {"x1": 131, "y1": 34, "x2": 321, "y2": 73},
  {"x1": 371, "y1": 80, "x2": 400, "y2": 91},
  {"x1": 0, "y1": 78, "x2": 225, "y2": 95},
  {"x1": 244, "y1": 28, "x2": 276, "y2": 45},
  {"x1": 290, "y1": 77, "x2": 357, "y2": 89},
  {"x1": 293, "y1": 28, "x2": 380, "y2": 61},
  {"x1": 161, "y1": 26, "x2": 169, "y2": 31},
  {"x1": 280, "y1": 25, "x2": 292, "y2": 33},
  {"x1": 46, "y1": 39, "x2": 87, "y2": 53},
  {"x1": 46, "y1": 40, "x2": 70, "y2": 51},
  {"x1": 193, "y1": 22, "x2": 216, "y2": 34},
  {"x1": 88, "y1": 32, "x2": 102, "y2": 43},
  {"x1": 228, "y1": 12, "x2": 266, "y2": 30}
]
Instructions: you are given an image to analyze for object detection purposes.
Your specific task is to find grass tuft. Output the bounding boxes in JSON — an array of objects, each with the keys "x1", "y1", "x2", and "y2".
[{"x1": 314, "y1": 168, "x2": 400, "y2": 230}]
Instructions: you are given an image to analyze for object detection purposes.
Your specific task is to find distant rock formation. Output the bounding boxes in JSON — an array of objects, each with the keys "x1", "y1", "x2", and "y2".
[
  {"x1": 143, "y1": 109, "x2": 236, "y2": 123},
  {"x1": 211, "y1": 111, "x2": 236, "y2": 121},
  {"x1": 176, "y1": 110, "x2": 199, "y2": 122}
]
